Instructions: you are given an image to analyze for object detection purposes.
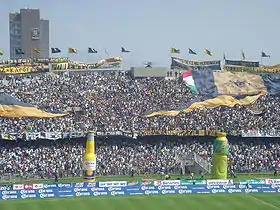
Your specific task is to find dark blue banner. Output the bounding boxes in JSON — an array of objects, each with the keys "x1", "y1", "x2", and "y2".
[
  {"x1": 225, "y1": 59, "x2": 260, "y2": 67},
  {"x1": 1, "y1": 184, "x2": 280, "y2": 200},
  {"x1": 171, "y1": 57, "x2": 221, "y2": 71}
]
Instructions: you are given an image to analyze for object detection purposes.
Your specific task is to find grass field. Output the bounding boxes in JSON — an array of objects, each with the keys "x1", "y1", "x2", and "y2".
[{"x1": 1, "y1": 194, "x2": 280, "y2": 210}]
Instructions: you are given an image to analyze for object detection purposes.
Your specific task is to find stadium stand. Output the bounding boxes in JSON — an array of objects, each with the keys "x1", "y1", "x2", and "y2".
[
  {"x1": 0, "y1": 71, "x2": 280, "y2": 180},
  {"x1": 0, "y1": 137, "x2": 279, "y2": 180}
]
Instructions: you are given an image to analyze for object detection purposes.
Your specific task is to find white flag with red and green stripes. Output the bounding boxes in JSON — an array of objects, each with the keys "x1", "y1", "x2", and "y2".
[{"x1": 182, "y1": 72, "x2": 199, "y2": 94}]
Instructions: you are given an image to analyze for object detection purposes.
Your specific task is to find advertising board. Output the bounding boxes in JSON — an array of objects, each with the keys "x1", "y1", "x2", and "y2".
[{"x1": 1, "y1": 181, "x2": 279, "y2": 201}]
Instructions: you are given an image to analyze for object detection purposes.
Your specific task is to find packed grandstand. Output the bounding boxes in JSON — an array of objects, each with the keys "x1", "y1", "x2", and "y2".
[{"x1": 0, "y1": 56, "x2": 280, "y2": 180}]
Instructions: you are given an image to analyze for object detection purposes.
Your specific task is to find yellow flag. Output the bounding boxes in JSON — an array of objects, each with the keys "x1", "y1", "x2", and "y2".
[
  {"x1": 33, "y1": 48, "x2": 41, "y2": 54},
  {"x1": 68, "y1": 48, "x2": 78, "y2": 53}
]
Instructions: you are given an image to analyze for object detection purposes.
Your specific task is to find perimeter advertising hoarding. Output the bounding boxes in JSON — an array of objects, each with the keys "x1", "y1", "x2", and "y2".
[{"x1": 2, "y1": 181, "x2": 279, "y2": 201}]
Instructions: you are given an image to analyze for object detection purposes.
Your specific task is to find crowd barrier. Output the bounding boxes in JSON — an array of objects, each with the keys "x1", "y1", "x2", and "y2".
[{"x1": 0, "y1": 179, "x2": 280, "y2": 201}]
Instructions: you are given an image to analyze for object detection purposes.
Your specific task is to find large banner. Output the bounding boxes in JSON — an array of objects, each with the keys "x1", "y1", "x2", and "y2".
[
  {"x1": 171, "y1": 57, "x2": 221, "y2": 71},
  {"x1": 24, "y1": 131, "x2": 86, "y2": 141},
  {"x1": 137, "y1": 130, "x2": 221, "y2": 137},
  {"x1": 242, "y1": 130, "x2": 280, "y2": 137},
  {"x1": 87, "y1": 57, "x2": 122, "y2": 69},
  {"x1": 0, "y1": 58, "x2": 68, "y2": 68},
  {"x1": 4, "y1": 129, "x2": 280, "y2": 141},
  {"x1": 0, "y1": 130, "x2": 227, "y2": 141},
  {"x1": 51, "y1": 63, "x2": 87, "y2": 70},
  {"x1": 51, "y1": 57, "x2": 122, "y2": 71},
  {"x1": 191, "y1": 71, "x2": 266, "y2": 97},
  {"x1": 33, "y1": 58, "x2": 69, "y2": 64},
  {"x1": 225, "y1": 59, "x2": 260, "y2": 68},
  {"x1": 23, "y1": 130, "x2": 221, "y2": 141},
  {"x1": 224, "y1": 65, "x2": 280, "y2": 74},
  {"x1": 0, "y1": 65, "x2": 49, "y2": 75},
  {"x1": 1, "y1": 181, "x2": 280, "y2": 200},
  {"x1": 0, "y1": 59, "x2": 32, "y2": 67}
]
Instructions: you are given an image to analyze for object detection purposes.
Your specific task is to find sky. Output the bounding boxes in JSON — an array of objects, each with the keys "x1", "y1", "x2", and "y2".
[{"x1": 0, "y1": 0, "x2": 279, "y2": 68}]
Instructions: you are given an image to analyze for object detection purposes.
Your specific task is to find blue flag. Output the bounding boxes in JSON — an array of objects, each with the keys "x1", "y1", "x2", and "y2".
[
  {"x1": 121, "y1": 47, "x2": 130, "y2": 53},
  {"x1": 88, "y1": 48, "x2": 98, "y2": 53},
  {"x1": 242, "y1": 51, "x2": 246, "y2": 60},
  {"x1": 262, "y1": 51, "x2": 270, "y2": 58},
  {"x1": 51, "y1": 48, "x2": 61, "y2": 53},
  {"x1": 189, "y1": 48, "x2": 197, "y2": 55}
]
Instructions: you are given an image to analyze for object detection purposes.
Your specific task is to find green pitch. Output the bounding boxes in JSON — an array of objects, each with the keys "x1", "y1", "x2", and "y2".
[{"x1": 1, "y1": 194, "x2": 280, "y2": 210}]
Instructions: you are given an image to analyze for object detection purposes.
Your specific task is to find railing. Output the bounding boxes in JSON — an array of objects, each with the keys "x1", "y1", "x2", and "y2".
[{"x1": 193, "y1": 153, "x2": 212, "y2": 174}]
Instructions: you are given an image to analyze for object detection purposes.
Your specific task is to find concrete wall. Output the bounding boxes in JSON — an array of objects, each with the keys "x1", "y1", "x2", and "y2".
[
  {"x1": 20, "y1": 9, "x2": 40, "y2": 59},
  {"x1": 39, "y1": 19, "x2": 49, "y2": 58}
]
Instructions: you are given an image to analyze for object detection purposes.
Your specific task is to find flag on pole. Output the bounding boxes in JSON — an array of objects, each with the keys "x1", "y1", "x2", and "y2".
[
  {"x1": 121, "y1": 47, "x2": 130, "y2": 53},
  {"x1": 223, "y1": 53, "x2": 226, "y2": 60},
  {"x1": 262, "y1": 51, "x2": 270, "y2": 58},
  {"x1": 33, "y1": 48, "x2": 41, "y2": 54},
  {"x1": 242, "y1": 51, "x2": 246, "y2": 60},
  {"x1": 15, "y1": 49, "x2": 24, "y2": 54},
  {"x1": 68, "y1": 48, "x2": 78, "y2": 53},
  {"x1": 171, "y1": 47, "x2": 180, "y2": 54},
  {"x1": 88, "y1": 48, "x2": 98, "y2": 53},
  {"x1": 204, "y1": 49, "x2": 212, "y2": 56},
  {"x1": 189, "y1": 48, "x2": 197, "y2": 55},
  {"x1": 51, "y1": 48, "x2": 61, "y2": 53}
]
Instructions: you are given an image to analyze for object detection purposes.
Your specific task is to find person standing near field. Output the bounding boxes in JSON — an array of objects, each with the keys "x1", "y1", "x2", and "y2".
[
  {"x1": 245, "y1": 182, "x2": 250, "y2": 195},
  {"x1": 54, "y1": 172, "x2": 58, "y2": 183},
  {"x1": 200, "y1": 171, "x2": 204, "y2": 180}
]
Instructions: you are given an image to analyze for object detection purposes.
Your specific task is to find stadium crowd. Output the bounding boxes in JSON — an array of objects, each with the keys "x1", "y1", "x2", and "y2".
[
  {"x1": 0, "y1": 137, "x2": 279, "y2": 179},
  {"x1": 0, "y1": 71, "x2": 280, "y2": 136},
  {"x1": 0, "y1": 71, "x2": 280, "y2": 179}
]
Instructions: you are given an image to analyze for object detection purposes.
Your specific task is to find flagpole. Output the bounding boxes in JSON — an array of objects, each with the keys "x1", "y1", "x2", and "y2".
[
  {"x1": 260, "y1": 50, "x2": 263, "y2": 66},
  {"x1": 170, "y1": 51, "x2": 172, "y2": 71},
  {"x1": 103, "y1": 47, "x2": 109, "y2": 57},
  {"x1": 223, "y1": 52, "x2": 225, "y2": 69},
  {"x1": 121, "y1": 51, "x2": 123, "y2": 71},
  {"x1": 170, "y1": 48, "x2": 173, "y2": 70}
]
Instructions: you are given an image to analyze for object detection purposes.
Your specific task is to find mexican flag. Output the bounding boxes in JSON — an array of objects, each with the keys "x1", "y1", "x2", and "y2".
[{"x1": 182, "y1": 72, "x2": 199, "y2": 94}]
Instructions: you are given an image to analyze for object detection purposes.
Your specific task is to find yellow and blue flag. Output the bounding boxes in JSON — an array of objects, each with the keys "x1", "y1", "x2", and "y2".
[
  {"x1": 0, "y1": 94, "x2": 66, "y2": 118},
  {"x1": 33, "y1": 48, "x2": 41, "y2": 54},
  {"x1": 204, "y1": 49, "x2": 212, "y2": 56},
  {"x1": 192, "y1": 71, "x2": 266, "y2": 98},
  {"x1": 171, "y1": 47, "x2": 180, "y2": 54},
  {"x1": 68, "y1": 47, "x2": 78, "y2": 53},
  {"x1": 15, "y1": 48, "x2": 24, "y2": 55},
  {"x1": 145, "y1": 71, "x2": 280, "y2": 117}
]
